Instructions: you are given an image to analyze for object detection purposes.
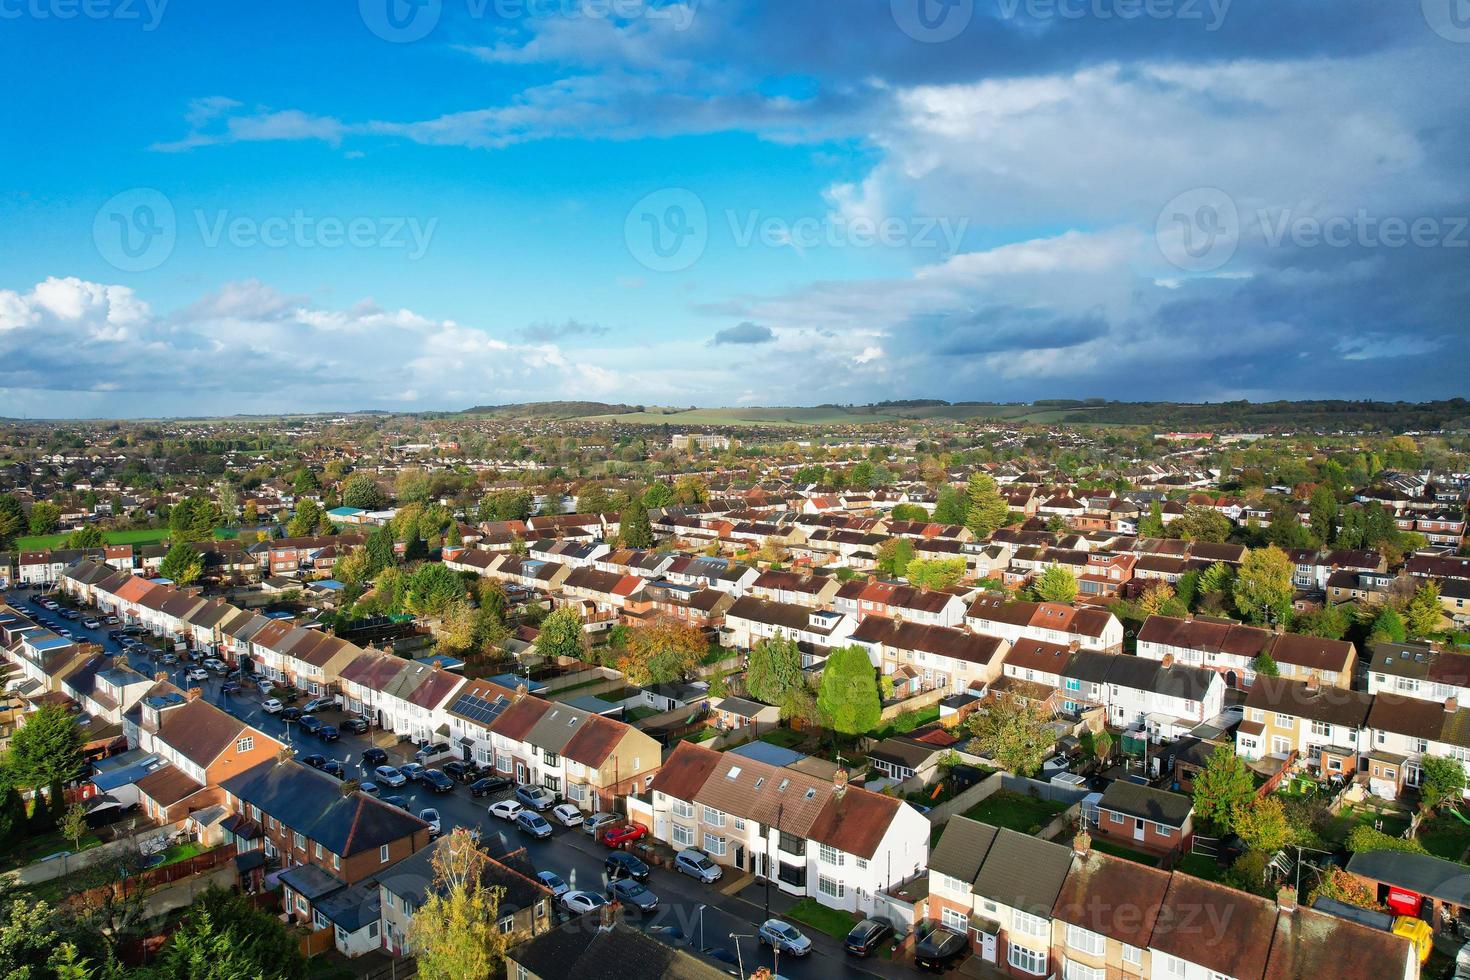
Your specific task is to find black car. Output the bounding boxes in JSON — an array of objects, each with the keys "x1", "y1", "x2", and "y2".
[
  {"x1": 319, "y1": 760, "x2": 346, "y2": 779},
  {"x1": 297, "y1": 715, "x2": 322, "y2": 735},
  {"x1": 605, "y1": 852, "x2": 650, "y2": 882},
  {"x1": 316, "y1": 725, "x2": 340, "y2": 742},
  {"x1": 421, "y1": 769, "x2": 455, "y2": 793},
  {"x1": 301, "y1": 753, "x2": 327, "y2": 769},
  {"x1": 279, "y1": 707, "x2": 301, "y2": 721},
  {"x1": 469, "y1": 776, "x2": 512, "y2": 798},
  {"x1": 914, "y1": 929, "x2": 969, "y2": 972},
  {"x1": 362, "y1": 747, "x2": 389, "y2": 767},
  {"x1": 442, "y1": 761, "x2": 477, "y2": 783},
  {"x1": 843, "y1": 916, "x2": 895, "y2": 957},
  {"x1": 382, "y1": 795, "x2": 408, "y2": 810},
  {"x1": 220, "y1": 682, "x2": 242, "y2": 695},
  {"x1": 340, "y1": 717, "x2": 370, "y2": 735}
]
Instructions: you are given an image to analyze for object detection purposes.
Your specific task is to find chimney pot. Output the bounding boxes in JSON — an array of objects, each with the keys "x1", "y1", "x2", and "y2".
[
  {"x1": 1073, "y1": 829, "x2": 1092, "y2": 858},
  {"x1": 1277, "y1": 885, "x2": 1298, "y2": 913},
  {"x1": 186, "y1": 686, "x2": 203, "y2": 701},
  {"x1": 1447, "y1": 697, "x2": 1459, "y2": 714}
]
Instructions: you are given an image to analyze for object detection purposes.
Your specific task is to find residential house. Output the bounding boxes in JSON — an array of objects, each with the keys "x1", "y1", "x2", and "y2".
[
  {"x1": 1234, "y1": 677, "x2": 1373, "y2": 780},
  {"x1": 722, "y1": 596, "x2": 854, "y2": 662},
  {"x1": 850, "y1": 615, "x2": 1008, "y2": 696},
  {"x1": 1092, "y1": 781, "x2": 1194, "y2": 854},
  {"x1": 506, "y1": 917, "x2": 730, "y2": 980},
  {"x1": 1137, "y1": 615, "x2": 1354, "y2": 691},
  {"x1": 833, "y1": 578, "x2": 969, "y2": 627},
  {"x1": 966, "y1": 596, "x2": 1123, "y2": 653}
]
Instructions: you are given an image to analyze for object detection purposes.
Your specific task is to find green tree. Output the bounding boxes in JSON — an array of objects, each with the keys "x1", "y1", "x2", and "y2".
[
  {"x1": 9, "y1": 702, "x2": 84, "y2": 793},
  {"x1": 1417, "y1": 754, "x2": 1466, "y2": 812},
  {"x1": 0, "y1": 493, "x2": 25, "y2": 548},
  {"x1": 64, "y1": 526, "x2": 106, "y2": 549},
  {"x1": 404, "y1": 562, "x2": 468, "y2": 617},
  {"x1": 1034, "y1": 566, "x2": 1078, "y2": 604},
  {"x1": 1233, "y1": 546, "x2": 1295, "y2": 625},
  {"x1": 28, "y1": 501, "x2": 61, "y2": 536},
  {"x1": 365, "y1": 523, "x2": 396, "y2": 576},
  {"x1": 341, "y1": 474, "x2": 386, "y2": 510},
  {"x1": 1191, "y1": 745, "x2": 1256, "y2": 834},
  {"x1": 158, "y1": 542, "x2": 204, "y2": 586},
  {"x1": 1405, "y1": 580, "x2": 1443, "y2": 637},
  {"x1": 1371, "y1": 605, "x2": 1407, "y2": 643},
  {"x1": 1199, "y1": 561, "x2": 1234, "y2": 596},
  {"x1": 286, "y1": 499, "x2": 328, "y2": 537},
  {"x1": 964, "y1": 473, "x2": 1009, "y2": 539},
  {"x1": 536, "y1": 607, "x2": 588, "y2": 661},
  {"x1": 620, "y1": 616, "x2": 706, "y2": 685},
  {"x1": 407, "y1": 831, "x2": 515, "y2": 980},
  {"x1": 875, "y1": 537, "x2": 914, "y2": 577},
  {"x1": 0, "y1": 768, "x2": 27, "y2": 848},
  {"x1": 1137, "y1": 500, "x2": 1166, "y2": 538},
  {"x1": 1168, "y1": 506, "x2": 1232, "y2": 543},
  {"x1": 932, "y1": 485, "x2": 966, "y2": 525},
  {"x1": 1309, "y1": 486, "x2": 1339, "y2": 544},
  {"x1": 145, "y1": 885, "x2": 305, "y2": 980},
  {"x1": 816, "y1": 645, "x2": 881, "y2": 737},
  {"x1": 1232, "y1": 796, "x2": 1294, "y2": 854},
  {"x1": 671, "y1": 475, "x2": 709, "y2": 506},
  {"x1": 1251, "y1": 650, "x2": 1280, "y2": 678},
  {"x1": 642, "y1": 481, "x2": 674, "y2": 509},
  {"x1": 1346, "y1": 824, "x2": 1425, "y2": 855},
  {"x1": 905, "y1": 557, "x2": 966, "y2": 590},
  {"x1": 620, "y1": 500, "x2": 654, "y2": 549},
  {"x1": 966, "y1": 692, "x2": 1051, "y2": 776},
  {"x1": 745, "y1": 633, "x2": 804, "y2": 706}
]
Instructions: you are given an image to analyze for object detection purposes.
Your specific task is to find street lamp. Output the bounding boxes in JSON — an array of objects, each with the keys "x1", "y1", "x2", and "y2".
[
  {"x1": 729, "y1": 932, "x2": 752, "y2": 980},
  {"x1": 697, "y1": 904, "x2": 706, "y2": 951}
]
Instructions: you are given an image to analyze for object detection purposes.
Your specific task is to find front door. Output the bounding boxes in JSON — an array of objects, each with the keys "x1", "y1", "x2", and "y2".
[
  {"x1": 980, "y1": 931, "x2": 997, "y2": 963},
  {"x1": 735, "y1": 843, "x2": 745, "y2": 870},
  {"x1": 1134, "y1": 818, "x2": 1146, "y2": 842}
]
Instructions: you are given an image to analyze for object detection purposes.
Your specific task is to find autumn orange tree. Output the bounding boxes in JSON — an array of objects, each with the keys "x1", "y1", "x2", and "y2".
[
  {"x1": 407, "y1": 828, "x2": 513, "y2": 980},
  {"x1": 619, "y1": 616, "x2": 707, "y2": 686}
]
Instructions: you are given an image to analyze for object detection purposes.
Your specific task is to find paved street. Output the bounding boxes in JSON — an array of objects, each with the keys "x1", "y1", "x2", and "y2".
[{"x1": 10, "y1": 589, "x2": 917, "y2": 980}]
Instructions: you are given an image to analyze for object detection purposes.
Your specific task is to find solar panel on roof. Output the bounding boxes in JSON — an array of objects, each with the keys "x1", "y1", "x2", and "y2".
[{"x1": 452, "y1": 692, "x2": 509, "y2": 726}]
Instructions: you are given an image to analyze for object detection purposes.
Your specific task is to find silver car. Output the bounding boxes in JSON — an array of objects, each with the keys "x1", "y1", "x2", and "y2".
[{"x1": 674, "y1": 848, "x2": 723, "y2": 883}]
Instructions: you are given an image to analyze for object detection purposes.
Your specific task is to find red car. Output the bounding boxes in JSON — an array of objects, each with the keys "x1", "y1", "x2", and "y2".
[{"x1": 601, "y1": 823, "x2": 648, "y2": 847}]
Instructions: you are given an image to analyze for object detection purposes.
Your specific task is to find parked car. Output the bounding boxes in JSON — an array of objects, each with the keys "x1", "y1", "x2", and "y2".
[
  {"x1": 550, "y1": 803, "x2": 583, "y2": 827},
  {"x1": 913, "y1": 929, "x2": 969, "y2": 971},
  {"x1": 186, "y1": 667, "x2": 209, "y2": 682},
  {"x1": 316, "y1": 725, "x2": 340, "y2": 742},
  {"x1": 414, "y1": 741, "x2": 454, "y2": 765},
  {"x1": 399, "y1": 762, "x2": 426, "y2": 782},
  {"x1": 844, "y1": 917, "x2": 895, "y2": 957},
  {"x1": 442, "y1": 761, "x2": 478, "y2": 783},
  {"x1": 159, "y1": 653, "x2": 178, "y2": 666},
  {"x1": 359, "y1": 781, "x2": 380, "y2": 796},
  {"x1": 319, "y1": 760, "x2": 345, "y2": 779},
  {"x1": 382, "y1": 795, "x2": 408, "y2": 810},
  {"x1": 375, "y1": 766, "x2": 407, "y2": 788},
  {"x1": 421, "y1": 769, "x2": 454, "y2": 793},
  {"x1": 607, "y1": 878, "x2": 658, "y2": 913},
  {"x1": 340, "y1": 717, "x2": 370, "y2": 734},
  {"x1": 279, "y1": 707, "x2": 301, "y2": 722},
  {"x1": 605, "y1": 852, "x2": 650, "y2": 882},
  {"x1": 758, "y1": 920, "x2": 812, "y2": 958},
  {"x1": 535, "y1": 871, "x2": 568, "y2": 898},
  {"x1": 82, "y1": 618, "x2": 101, "y2": 630},
  {"x1": 582, "y1": 812, "x2": 620, "y2": 838},
  {"x1": 420, "y1": 808, "x2": 442, "y2": 838},
  {"x1": 361, "y1": 747, "x2": 388, "y2": 767},
  {"x1": 602, "y1": 823, "x2": 647, "y2": 848},
  {"x1": 301, "y1": 753, "x2": 327, "y2": 769},
  {"x1": 220, "y1": 682, "x2": 242, "y2": 696},
  {"x1": 674, "y1": 849, "x2": 723, "y2": 884},
  {"x1": 104, "y1": 615, "x2": 119, "y2": 625},
  {"x1": 470, "y1": 776, "x2": 512, "y2": 798},
  {"x1": 489, "y1": 799, "x2": 524, "y2": 821},
  {"x1": 297, "y1": 715, "x2": 323, "y2": 735},
  {"x1": 515, "y1": 785, "x2": 556, "y2": 811},
  {"x1": 560, "y1": 891, "x2": 607, "y2": 916},
  {"x1": 203, "y1": 658, "x2": 226, "y2": 673},
  {"x1": 262, "y1": 698, "x2": 284, "y2": 714},
  {"x1": 516, "y1": 811, "x2": 554, "y2": 839},
  {"x1": 301, "y1": 696, "x2": 336, "y2": 713}
]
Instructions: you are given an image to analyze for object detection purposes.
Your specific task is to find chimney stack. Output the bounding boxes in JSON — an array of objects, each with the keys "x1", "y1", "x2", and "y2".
[
  {"x1": 186, "y1": 686, "x2": 203, "y2": 702},
  {"x1": 1277, "y1": 885, "x2": 1298, "y2": 914},
  {"x1": 1305, "y1": 675, "x2": 1320, "y2": 693},
  {"x1": 598, "y1": 900, "x2": 618, "y2": 932},
  {"x1": 515, "y1": 682, "x2": 528, "y2": 702},
  {"x1": 834, "y1": 769, "x2": 849, "y2": 797},
  {"x1": 1447, "y1": 697, "x2": 1459, "y2": 714},
  {"x1": 1161, "y1": 654, "x2": 1174, "y2": 668},
  {"x1": 1073, "y1": 829, "x2": 1092, "y2": 858}
]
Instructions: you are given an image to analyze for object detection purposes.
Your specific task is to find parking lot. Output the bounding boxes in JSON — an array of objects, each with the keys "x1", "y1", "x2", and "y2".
[{"x1": 5, "y1": 585, "x2": 911, "y2": 979}]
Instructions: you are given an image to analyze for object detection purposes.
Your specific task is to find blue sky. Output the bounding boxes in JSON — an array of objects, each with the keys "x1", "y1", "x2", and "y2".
[{"x1": 0, "y1": 0, "x2": 1467, "y2": 417}]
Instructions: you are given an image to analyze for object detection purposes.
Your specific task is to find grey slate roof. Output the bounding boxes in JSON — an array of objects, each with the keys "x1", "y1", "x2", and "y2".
[
  {"x1": 970, "y1": 826, "x2": 1074, "y2": 916},
  {"x1": 928, "y1": 815, "x2": 997, "y2": 885},
  {"x1": 1097, "y1": 780, "x2": 1194, "y2": 827},
  {"x1": 509, "y1": 919, "x2": 728, "y2": 980}
]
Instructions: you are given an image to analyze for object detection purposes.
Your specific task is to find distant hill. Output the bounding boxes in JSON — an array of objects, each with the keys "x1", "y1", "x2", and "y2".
[{"x1": 460, "y1": 402, "x2": 645, "y2": 418}]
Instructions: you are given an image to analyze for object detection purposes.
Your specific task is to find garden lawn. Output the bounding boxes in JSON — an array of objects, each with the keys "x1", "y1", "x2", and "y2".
[
  {"x1": 1089, "y1": 839, "x2": 1161, "y2": 867},
  {"x1": 0, "y1": 829, "x2": 103, "y2": 874},
  {"x1": 1417, "y1": 811, "x2": 1470, "y2": 862},
  {"x1": 1175, "y1": 852, "x2": 1226, "y2": 882},
  {"x1": 786, "y1": 898, "x2": 859, "y2": 940},
  {"x1": 760, "y1": 728, "x2": 807, "y2": 749},
  {"x1": 1321, "y1": 802, "x2": 1412, "y2": 845},
  {"x1": 962, "y1": 790, "x2": 1067, "y2": 834},
  {"x1": 154, "y1": 840, "x2": 207, "y2": 868},
  {"x1": 870, "y1": 705, "x2": 942, "y2": 740}
]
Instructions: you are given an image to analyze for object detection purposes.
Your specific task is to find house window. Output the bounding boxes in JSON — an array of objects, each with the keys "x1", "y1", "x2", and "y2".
[
  {"x1": 1066, "y1": 924, "x2": 1105, "y2": 956},
  {"x1": 313, "y1": 842, "x2": 322, "y2": 859},
  {"x1": 1155, "y1": 824, "x2": 1173, "y2": 837},
  {"x1": 1110, "y1": 811, "x2": 1125, "y2": 825},
  {"x1": 1012, "y1": 910, "x2": 1049, "y2": 939},
  {"x1": 734, "y1": 817, "x2": 745, "y2": 831},
  {"x1": 672, "y1": 824, "x2": 694, "y2": 847},
  {"x1": 1161, "y1": 954, "x2": 1186, "y2": 977},
  {"x1": 673, "y1": 800, "x2": 694, "y2": 819},
  {"x1": 703, "y1": 806, "x2": 726, "y2": 827},
  {"x1": 941, "y1": 907, "x2": 967, "y2": 932},
  {"x1": 856, "y1": 857, "x2": 867, "y2": 869},
  {"x1": 818, "y1": 843, "x2": 844, "y2": 866},
  {"x1": 498, "y1": 915, "x2": 515, "y2": 934},
  {"x1": 817, "y1": 875, "x2": 844, "y2": 899},
  {"x1": 1064, "y1": 963, "x2": 1105, "y2": 980},
  {"x1": 1121, "y1": 944, "x2": 1142, "y2": 966},
  {"x1": 236, "y1": 736, "x2": 254, "y2": 753},
  {"x1": 380, "y1": 844, "x2": 390, "y2": 863},
  {"x1": 1310, "y1": 721, "x2": 1330, "y2": 738},
  {"x1": 333, "y1": 853, "x2": 340, "y2": 870},
  {"x1": 1007, "y1": 943, "x2": 1047, "y2": 975},
  {"x1": 293, "y1": 832, "x2": 305, "y2": 851},
  {"x1": 704, "y1": 834, "x2": 726, "y2": 856}
]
